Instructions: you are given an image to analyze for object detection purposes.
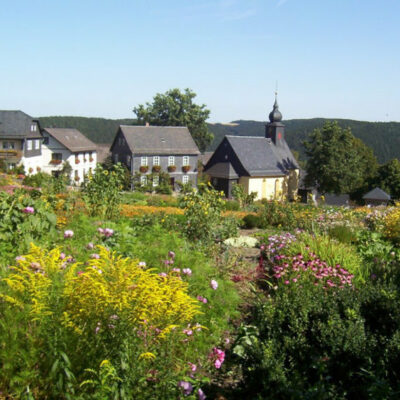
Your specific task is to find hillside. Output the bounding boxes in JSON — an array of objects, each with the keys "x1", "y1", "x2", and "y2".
[{"x1": 38, "y1": 116, "x2": 400, "y2": 164}]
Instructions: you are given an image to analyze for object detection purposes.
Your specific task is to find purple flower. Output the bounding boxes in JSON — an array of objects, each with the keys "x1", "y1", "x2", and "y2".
[
  {"x1": 168, "y1": 250, "x2": 175, "y2": 259},
  {"x1": 138, "y1": 261, "x2": 146, "y2": 267},
  {"x1": 210, "y1": 279, "x2": 218, "y2": 290},
  {"x1": 64, "y1": 230, "x2": 74, "y2": 238},
  {"x1": 198, "y1": 388, "x2": 206, "y2": 400},
  {"x1": 188, "y1": 362, "x2": 197, "y2": 372},
  {"x1": 104, "y1": 228, "x2": 114, "y2": 238},
  {"x1": 22, "y1": 206, "x2": 34, "y2": 214},
  {"x1": 178, "y1": 381, "x2": 193, "y2": 396}
]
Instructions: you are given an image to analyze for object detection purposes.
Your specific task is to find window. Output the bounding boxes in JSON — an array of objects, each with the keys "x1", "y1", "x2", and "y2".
[
  {"x1": 183, "y1": 156, "x2": 189, "y2": 166},
  {"x1": 2, "y1": 142, "x2": 15, "y2": 149},
  {"x1": 51, "y1": 153, "x2": 62, "y2": 163},
  {"x1": 141, "y1": 156, "x2": 148, "y2": 166},
  {"x1": 153, "y1": 175, "x2": 159, "y2": 187},
  {"x1": 153, "y1": 156, "x2": 160, "y2": 166},
  {"x1": 182, "y1": 175, "x2": 189, "y2": 184},
  {"x1": 27, "y1": 140, "x2": 32, "y2": 150},
  {"x1": 31, "y1": 124, "x2": 37, "y2": 132},
  {"x1": 126, "y1": 155, "x2": 131, "y2": 165},
  {"x1": 168, "y1": 156, "x2": 175, "y2": 166},
  {"x1": 34, "y1": 139, "x2": 40, "y2": 150},
  {"x1": 140, "y1": 175, "x2": 147, "y2": 186}
]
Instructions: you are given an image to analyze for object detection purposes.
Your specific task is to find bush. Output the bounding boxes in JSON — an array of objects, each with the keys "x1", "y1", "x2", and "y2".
[
  {"x1": 241, "y1": 214, "x2": 261, "y2": 229},
  {"x1": 232, "y1": 281, "x2": 400, "y2": 399},
  {"x1": 81, "y1": 163, "x2": 125, "y2": 219}
]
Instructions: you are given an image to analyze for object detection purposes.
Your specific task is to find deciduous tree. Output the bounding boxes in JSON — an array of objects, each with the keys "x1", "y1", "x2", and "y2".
[
  {"x1": 133, "y1": 88, "x2": 213, "y2": 152},
  {"x1": 304, "y1": 121, "x2": 378, "y2": 194}
]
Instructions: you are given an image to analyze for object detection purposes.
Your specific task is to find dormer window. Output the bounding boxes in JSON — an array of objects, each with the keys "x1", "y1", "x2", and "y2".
[{"x1": 31, "y1": 124, "x2": 37, "y2": 132}]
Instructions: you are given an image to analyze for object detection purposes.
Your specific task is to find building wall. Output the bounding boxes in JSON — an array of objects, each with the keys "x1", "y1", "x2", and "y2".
[
  {"x1": 40, "y1": 133, "x2": 97, "y2": 184},
  {"x1": 239, "y1": 176, "x2": 286, "y2": 201}
]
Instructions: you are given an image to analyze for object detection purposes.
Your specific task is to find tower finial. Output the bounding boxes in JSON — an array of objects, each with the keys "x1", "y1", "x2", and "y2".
[{"x1": 269, "y1": 90, "x2": 282, "y2": 123}]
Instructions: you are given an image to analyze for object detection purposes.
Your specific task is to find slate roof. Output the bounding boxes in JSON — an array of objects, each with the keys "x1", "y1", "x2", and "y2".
[
  {"x1": 43, "y1": 128, "x2": 97, "y2": 152},
  {"x1": 118, "y1": 126, "x2": 200, "y2": 155},
  {"x1": 363, "y1": 187, "x2": 391, "y2": 201},
  {"x1": 205, "y1": 162, "x2": 239, "y2": 179},
  {"x1": 0, "y1": 110, "x2": 42, "y2": 139},
  {"x1": 224, "y1": 135, "x2": 299, "y2": 177}
]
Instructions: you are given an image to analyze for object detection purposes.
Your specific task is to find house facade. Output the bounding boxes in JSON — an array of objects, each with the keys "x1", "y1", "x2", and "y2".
[
  {"x1": 0, "y1": 110, "x2": 44, "y2": 173},
  {"x1": 41, "y1": 128, "x2": 97, "y2": 184},
  {"x1": 110, "y1": 125, "x2": 200, "y2": 189},
  {"x1": 204, "y1": 96, "x2": 299, "y2": 200}
]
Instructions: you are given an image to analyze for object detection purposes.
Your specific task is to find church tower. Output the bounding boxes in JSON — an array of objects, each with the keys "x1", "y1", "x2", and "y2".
[{"x1": 265, "y1": 93, "x2": 285, "y2": 147}]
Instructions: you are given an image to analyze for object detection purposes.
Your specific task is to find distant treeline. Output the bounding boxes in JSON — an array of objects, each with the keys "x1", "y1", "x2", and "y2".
[{"x1": 38, "y1": 116, "x2": 400, "y2": 164}]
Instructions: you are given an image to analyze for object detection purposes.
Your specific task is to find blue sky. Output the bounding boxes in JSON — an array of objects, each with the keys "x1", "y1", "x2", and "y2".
[{"x1": 1, "y1": 0, "x2": 399, "y2": 122}]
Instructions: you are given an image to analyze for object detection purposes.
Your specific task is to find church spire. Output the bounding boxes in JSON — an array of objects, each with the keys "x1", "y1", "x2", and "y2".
[{"x1": 268, "y1": 91, "x2": 283, "y2": 123}]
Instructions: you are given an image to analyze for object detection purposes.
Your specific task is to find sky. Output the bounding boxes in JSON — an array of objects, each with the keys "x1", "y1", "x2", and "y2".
[{"x1": 1, "y1": 0, "x2": 399, "y2": 122}]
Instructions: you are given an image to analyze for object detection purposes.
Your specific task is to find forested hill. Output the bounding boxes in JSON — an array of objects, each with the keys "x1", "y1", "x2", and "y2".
[{"x1": 38, "y1": 116, "x2": 400, "y2": 164}]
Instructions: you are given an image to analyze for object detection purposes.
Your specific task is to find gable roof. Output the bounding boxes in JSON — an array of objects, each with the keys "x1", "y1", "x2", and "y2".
[
  {"x1": 117, "y1": 125, "x2": 200, "y2": 155},
  {"x1": 43, "y1": 128, "x2": 97, "y2": 152},
  {"x1": 205, "y1": 162, "x2": 239, "y2": 179},
  {"x1": 223, "y1": 135, "x2": 299, "y2": 177},
  {"x1": 363, "y1": 187, "x2": 391, "y2": 201},
  {"x1": 0, "y1": 110, "x2": 42, "y2": 139}
]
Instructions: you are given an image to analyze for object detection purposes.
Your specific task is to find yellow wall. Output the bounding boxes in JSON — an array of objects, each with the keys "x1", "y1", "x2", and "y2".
[{"x1": 239, "y1": 169, "x2": 299, "y2": 201}]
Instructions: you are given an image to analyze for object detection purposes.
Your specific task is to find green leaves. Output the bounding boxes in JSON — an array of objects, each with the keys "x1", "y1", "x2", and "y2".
[
  {"x1": 304, "y1": 121, "x2": 378, "y2": 195},
  {"x1": 133, "y1": 88, "x2": 213, "y2": 152}
]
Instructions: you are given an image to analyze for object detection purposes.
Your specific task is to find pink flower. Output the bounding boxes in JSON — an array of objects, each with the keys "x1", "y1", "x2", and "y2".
[
  {"x1": 215, "y1": 359, "x2": 222, "y2": 369},
  {"x1": 182, "y1": 268, "x2": 192, "y2": 276},
  {"x1": 15, "y1": 255, "x2": 25, "y2": 262},
  {"x1": 97, "y1": 228, "x2": 104, "y2": 234},
  {"x1": 183, "y1": 328, "x2": 193, "y2": 336},
  {"x1": 64, "y1": 230, "x2": 74, "y2": 238},
  {"x1": 197, "y1": 295, "x2": 208, "y2": 304},
  {"x1": 284, "y1": 280, "x2": 290, "y2": 285},
  {"x1": 86, "y1": 242, "x2": 94, "y2": 249},
  {"x1": 178, "y1": 381, "x2": 193, "y2": 396},
  {"x1": 168, "y1": 251, "x2": 175, "y2": 259},
  {"x1": 211, "y1": 347, "x2": 225, "y2": 369},
  {"x1": 198, "y1": 388, "x2": 207, "y2": 400},
  {"x1": 104, "y1": 228, "x2": 114, "y2": 238},
  {"x1": 91, "y1": 253, "x2": 100, "y2": 259},
  {"x1": 159, "y1": 272, "x2": 167, "y2": 277},
  {"x1": 210, "y1": 279, "x2": 218, "y2": 290},
  {"x1": 138, "y1": 261, "x2": 146, "y2": 267},
  {"x1": 188, "y1": 362, "x2": 197, "y2": 372},
  {"x1": 60, "y1": 252, "x2": 66, "y2": 260},
  {"x1": 172, "y1": 268, "x2": 181, "y2": 273},
  {"x1": 22, "y1": 206, "x2": 34, "y2": 214}
]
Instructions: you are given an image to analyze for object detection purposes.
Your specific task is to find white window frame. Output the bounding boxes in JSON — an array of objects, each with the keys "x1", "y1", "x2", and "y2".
[
  {"x1": 183, "y1": 156, "x2": 189, "y2": 166},
  {"x1": 153, "y1": 156, "x2": 160, "y2": 166},
  {"x1": 168, "y1": 156, "x2": 175, "y2": 166},
  {"x1": 34, "y1": 139, "x2": 40, "y2": 150},
  {"x1": 27, "y1": 140, "x2": 32, "y2": 150},
  {"x1": 182, "y1": 175, "x2": 189, "y2": 184},
  {"x1": 153, "y1": 175, "x2": 159, "y2": 187},
  {"x1": 31, "y1": 124, "x2": 37, "y2": 132},
  {"x1": 113, "y1": 153, "x2": 119, "y2": 163},
  {"x1": 140, "y1": 175, "x2": 147, "y2": 186},
  {"x1": 141, "y1": 156, "x2": 148, "y2": 166}
]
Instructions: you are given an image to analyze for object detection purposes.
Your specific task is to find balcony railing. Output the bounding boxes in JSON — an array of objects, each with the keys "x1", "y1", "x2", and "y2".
[{"x1": 0, "y1": 149, "x2": 22, "y2": 159}]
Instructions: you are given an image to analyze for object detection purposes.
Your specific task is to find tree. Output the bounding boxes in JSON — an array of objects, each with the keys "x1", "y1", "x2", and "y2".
[
  {"x1": 133, "y1": 88, "x2": 213, "y2": 152},
  {"x1": 304, "y1": 121, "x2": 378, "y2": 194},
  {"x1": 376, "y1": 159, "x2": 400, "y2": 199}
]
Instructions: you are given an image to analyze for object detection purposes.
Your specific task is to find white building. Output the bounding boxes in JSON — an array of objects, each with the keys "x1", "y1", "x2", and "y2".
[{"x1": 41, "y1": 128, "x2": 97, "y2": 183}]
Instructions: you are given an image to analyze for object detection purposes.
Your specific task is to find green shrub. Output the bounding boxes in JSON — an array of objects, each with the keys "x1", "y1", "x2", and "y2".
[
  {"x1": 224, "y1": 199, "x2": 240, "y2": 211},
  {"x1": 232, "y1": 281, "x2": 400, "y2": 399},
  {"x1": 241, "y1": 214, "x2": 261, "y2": 229}
]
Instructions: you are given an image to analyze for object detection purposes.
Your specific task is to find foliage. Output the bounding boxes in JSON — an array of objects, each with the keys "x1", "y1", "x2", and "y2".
[
  {"x1": 0, "y1": 190, "x2": 57, "y2": 260},
  {"x1": 81, "y1": 163, "x2": 125, "y2": 219},
  {"x1": 231, "y1": 183, "x2": 257, "y2": 209},
  {"x1": 260, "y1": 200, "x2": 297, "y2": 229},
  {"x1": 181, "y1": 184, "x2": 238, "y2": 243},
  {"x1": 304, "y1": 121, "x2": 378, "y2": 195},
  {"x1": 232, "y1": 281, "x2": 400, "y2": 399},
  {"x1": 375, "y1": 158, "x2": 400, "y2": 199},
  {"x1": 383, "y1": 205, "x2": 400, "y2": 243},
  {"x1": 0, "y1": 244, "x2": 209, "y2": 398},
  {"x1": 133, "y1": 88, "x2": 213, "y2": 152}
]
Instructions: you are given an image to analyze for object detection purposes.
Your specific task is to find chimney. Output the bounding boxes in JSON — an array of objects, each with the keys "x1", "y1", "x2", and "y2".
[{"x1": 145, "y1": 122, "x2": 150, "y2": 127}]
